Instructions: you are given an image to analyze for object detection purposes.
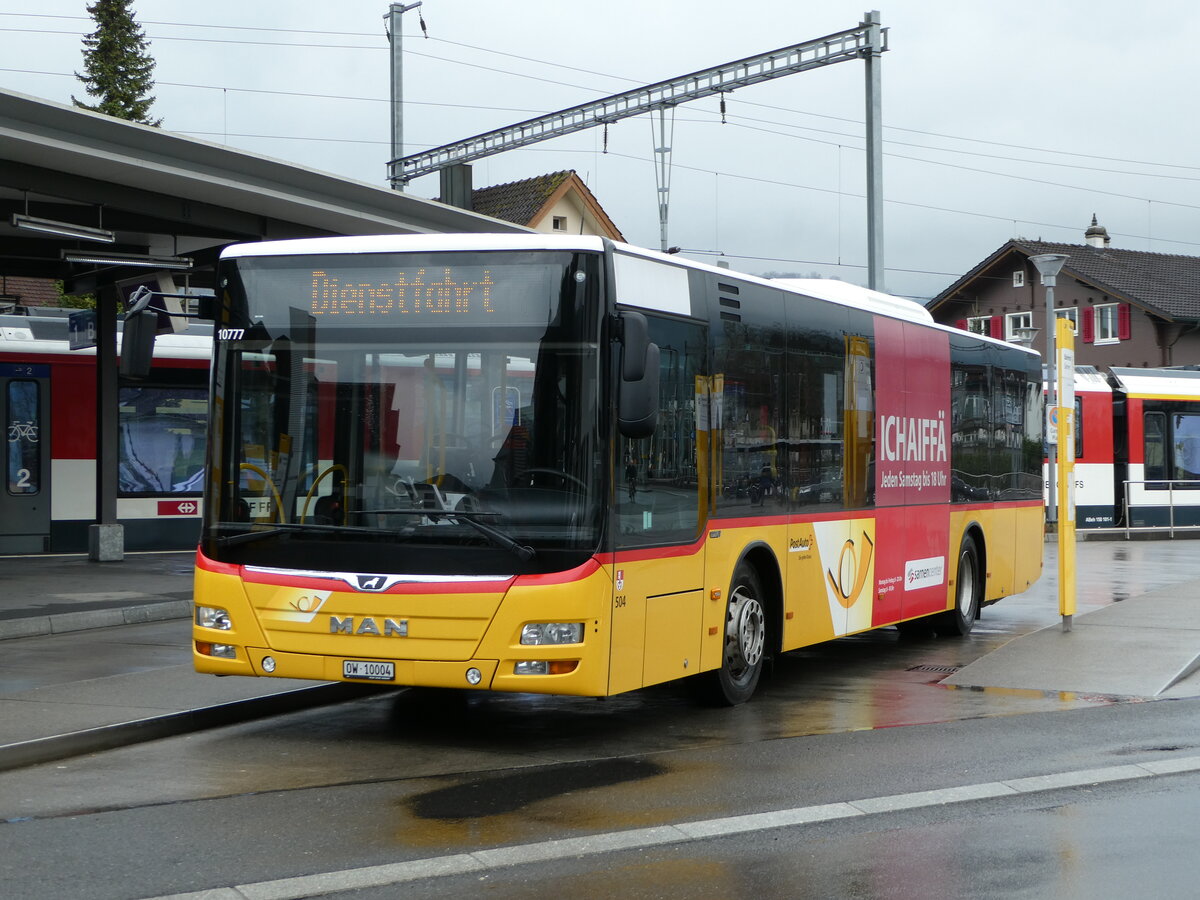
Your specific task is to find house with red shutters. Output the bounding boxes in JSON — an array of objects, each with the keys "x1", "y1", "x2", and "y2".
[{"x1": 927, "y1": 217, "x2": 1200, "y2": 371}]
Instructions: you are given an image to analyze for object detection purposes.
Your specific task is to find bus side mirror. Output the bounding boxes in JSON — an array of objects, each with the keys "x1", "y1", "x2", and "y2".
[
  {"x1": 196, "y1": 295, "x2": 218, "y2": 321},
  {"x1": 618, "y1": 310, "x2": 660, "y2": 438}
]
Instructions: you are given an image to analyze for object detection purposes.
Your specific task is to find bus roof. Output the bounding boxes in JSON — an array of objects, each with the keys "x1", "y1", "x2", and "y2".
[
  {"x1": 220, "y1": 233, "x2": 1035, "y2": 355},
  {"x1": 220, "y1": 233, "x2": 606, "y2": 259},
  {"x1": 768, "y1": 278, "x2": 934, "y2": 325}
]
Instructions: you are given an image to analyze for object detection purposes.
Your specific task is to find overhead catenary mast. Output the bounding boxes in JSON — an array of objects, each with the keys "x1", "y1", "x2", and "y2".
[
  {"x1": 385, "y1": 1, "x2": 425, "y2": 192},
  {"x1": 390, "y1": 13, "x2": 889, "y2": 287}
]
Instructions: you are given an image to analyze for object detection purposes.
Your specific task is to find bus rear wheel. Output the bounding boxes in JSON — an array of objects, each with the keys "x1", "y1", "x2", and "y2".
[
  {"x1": 698, "y1": 562, "x2": 766, "y2": 705},
  {"x1": 935, "y1": 534, "x2": 981, "y2": 636}
]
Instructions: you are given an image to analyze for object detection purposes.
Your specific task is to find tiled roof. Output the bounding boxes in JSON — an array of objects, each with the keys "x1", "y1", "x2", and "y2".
[
  {"x1": 0, "y1": 276, "x2": 59, "y2": 307},
  {"x1": 467, "y1": 171, "x2": 574, "y2": 226},
  {"x1": 1015, "y1": 240, "x2": 1200, "y2": 320},
  {"x1": 932, "y1": 239, "x2": 1200, "y2": 321}
]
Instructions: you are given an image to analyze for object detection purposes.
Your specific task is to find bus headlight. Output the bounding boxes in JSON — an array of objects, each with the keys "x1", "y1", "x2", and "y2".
[
  {"x1": 520, "y1": 622, "x2": 583, "y2": 645},
  {"x1": 195, "y1": 605, "x2": 232, "y2": 630}
]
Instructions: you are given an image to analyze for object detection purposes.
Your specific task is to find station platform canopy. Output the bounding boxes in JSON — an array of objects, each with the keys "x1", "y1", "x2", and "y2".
[{"x1": 0, "y1": 87, "x2": 527, "y2": 292}]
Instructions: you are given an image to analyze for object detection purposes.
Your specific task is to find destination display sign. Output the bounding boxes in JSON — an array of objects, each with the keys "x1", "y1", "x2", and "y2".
[
  {"x1": 311, "y1": 266, "x2": 506, "y2": 319},
  {"x1": 232, "y1": 256, "x2": 568, "y2": 329}
]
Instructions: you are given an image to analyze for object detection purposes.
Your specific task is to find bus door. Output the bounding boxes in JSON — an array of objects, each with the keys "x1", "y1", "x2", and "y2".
[
  {"x1": 610, "y1": 314, "x2": 708, "y2": 693},
  {"x1": 0, "y1": 364, "x2": 50, "y2": 553}
]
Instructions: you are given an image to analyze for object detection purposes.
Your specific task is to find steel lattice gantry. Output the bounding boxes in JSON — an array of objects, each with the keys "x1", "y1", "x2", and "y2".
[
  {"x1": 390, "y1": 12, "x2": 888, "y2": 287},
  {"x1": 392, "y1": 20, "x2": 886, "y2": 183}
]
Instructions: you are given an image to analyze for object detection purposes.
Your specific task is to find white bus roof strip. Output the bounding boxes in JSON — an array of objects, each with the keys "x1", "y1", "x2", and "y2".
[
  {"x1": 222, "y1": 233, "x2": 606, "y2": 259},
  {"x1": 220, "y1": 234, "x2": 1037, "y2": 355}
]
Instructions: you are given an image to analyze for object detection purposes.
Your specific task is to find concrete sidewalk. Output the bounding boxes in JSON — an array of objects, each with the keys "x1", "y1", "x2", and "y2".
[
  {"x1": 0, "y1": 552, "x2": 373, "y2": 772},
  {"x1": 0, "y1": 551, "x2": 195, "y2": 640},
  {"x1": 1, "y1": 550, "x2": 1199, "y2": 774},
  {"x1": 945, "y1": 582, "x2": 1200, "y2": 699}
]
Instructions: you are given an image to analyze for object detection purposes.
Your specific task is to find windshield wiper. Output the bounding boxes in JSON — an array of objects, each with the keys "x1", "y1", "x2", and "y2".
[
  {"x1": 366, "y1": 508, "x2": 536, "y2": 561},
  {"x1": 213, "y1": 521, "x2": 401, "y2": 548},
  {"x1": 214, "y1": 511, "x2": 537, "y2": 561}
]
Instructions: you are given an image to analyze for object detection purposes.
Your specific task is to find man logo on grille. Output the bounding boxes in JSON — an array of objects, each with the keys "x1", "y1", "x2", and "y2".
[{"x1": 355, "y1": 575, "x2": 388, "y2": 592}]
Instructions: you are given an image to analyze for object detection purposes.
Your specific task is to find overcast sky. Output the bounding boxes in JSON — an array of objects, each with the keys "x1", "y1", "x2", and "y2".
[{"x1": 4, "y1": 1, "x2": 1200, "y2": 301}]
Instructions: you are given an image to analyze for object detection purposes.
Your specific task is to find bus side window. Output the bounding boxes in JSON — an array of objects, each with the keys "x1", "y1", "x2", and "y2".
[{"x1": 616, "y1": 316, "x2": 706, "y2": 547}]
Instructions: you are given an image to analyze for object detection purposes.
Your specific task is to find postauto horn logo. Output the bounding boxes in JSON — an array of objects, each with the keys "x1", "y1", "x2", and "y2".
[
  {"x1": 813, "y1": 520, "x2": 877, "y2": 637},
  {"x1": 826, "y1": 530, "x2": 875, "y2": 609}
]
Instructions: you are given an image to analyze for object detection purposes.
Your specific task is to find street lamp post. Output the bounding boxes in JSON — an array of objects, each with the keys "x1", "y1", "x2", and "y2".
[{"x1": 1030, "y1": 253, "x2": 1069, "y2": 524}]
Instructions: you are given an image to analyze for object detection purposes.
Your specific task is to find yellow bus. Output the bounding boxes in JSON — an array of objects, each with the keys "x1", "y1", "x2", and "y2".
[{"x1": 193, "y1": 234, "x2": 1044, "y2": 705}]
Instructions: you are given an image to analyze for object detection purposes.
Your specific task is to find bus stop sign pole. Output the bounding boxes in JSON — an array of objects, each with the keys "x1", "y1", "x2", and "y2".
[{"x1": 1056, "y1": 316, "x2": 1077, "y2": 632}]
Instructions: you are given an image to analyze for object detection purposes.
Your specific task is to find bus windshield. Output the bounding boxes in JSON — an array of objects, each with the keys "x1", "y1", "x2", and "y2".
[{"x1": 203, "y1": 250, "x2": 604, "y2": 575}]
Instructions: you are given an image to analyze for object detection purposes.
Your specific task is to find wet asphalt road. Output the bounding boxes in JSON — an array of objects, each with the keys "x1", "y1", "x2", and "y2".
[
  {"x1": 374, "y1": 770, "x2": 1200, "y2": 900},
  {"x1": 1, "y1": 539, "x2": 1199, "y2": 898}
]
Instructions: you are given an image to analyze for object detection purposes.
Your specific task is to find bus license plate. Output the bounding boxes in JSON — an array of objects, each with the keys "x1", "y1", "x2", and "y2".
[{"x1": 343, "y1": 660, "x2": 395, "y2": 681}]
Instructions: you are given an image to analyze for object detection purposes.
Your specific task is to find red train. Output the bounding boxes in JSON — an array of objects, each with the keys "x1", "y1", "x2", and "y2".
[{"x1": 0, "y1": 310, "x2": 210, "y2": 553}]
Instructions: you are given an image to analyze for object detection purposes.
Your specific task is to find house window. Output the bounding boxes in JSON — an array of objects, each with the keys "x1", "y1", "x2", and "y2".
[
  {"x1": 1095, "y1": 303, "x2": 1119, "y2": 343},
  {"x1": 552, "y1": 216, "x2": 567, "y2": 231},
  {"x1": 1082, "y1": 302, "x2": 1130, "y2": 344},
  {"x1": 1056, "y1": 307, "x2": 1078, "y2": 335},
  {"x1": 1006, "y1": 311, "x2": 1033, "y2": 342},
  {"x1": 1012, "y1": 270, "x2": 1025, "y2": 288},
  {"x1": 966, "y1": 316, "x2": 990, "y2": 335}
]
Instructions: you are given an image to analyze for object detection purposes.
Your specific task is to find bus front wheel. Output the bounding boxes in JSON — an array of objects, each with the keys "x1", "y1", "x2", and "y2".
[
  {"x1": 698, "y1": 562, "x2": 767, "y2": 706},
  {"x1": 935, "y1": 534, "x2": 981, "y2": 637}
]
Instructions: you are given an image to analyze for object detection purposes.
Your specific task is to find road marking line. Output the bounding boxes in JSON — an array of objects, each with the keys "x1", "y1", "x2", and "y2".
[{"x1": 145, "y1": 754, "x2": 1200, "y2": 900}]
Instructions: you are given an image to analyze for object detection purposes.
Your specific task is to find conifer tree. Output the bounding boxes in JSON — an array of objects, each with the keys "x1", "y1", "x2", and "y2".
[{"x1": 73, "y1": 0, "x2": 162, "y2": 126}]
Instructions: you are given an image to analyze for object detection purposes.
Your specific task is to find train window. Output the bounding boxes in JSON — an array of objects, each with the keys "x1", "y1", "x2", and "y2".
[
  {"x1": 1075, "y1": 397, "x2": 1084, "y2": 461},
  {"x1": 1143, "y1": 412, "x2": 1166, "y2": 485},
  {"x1": 118, "y1": 385, "x2": 207, "y2": 495},
  {"x1": 6, "y1": 380, "x2": 40, "y2": 495},
  {"x1": 1172, "y1": 414, "x2": 1200, "y2": 483}
]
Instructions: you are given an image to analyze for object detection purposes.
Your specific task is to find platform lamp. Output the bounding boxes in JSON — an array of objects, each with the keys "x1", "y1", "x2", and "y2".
[
  {"x1": 1011, "y1": 326, "x2": 1039, "y2": 347},
  {"x1": 1030, "y1": 253, "x2": 1069, "y2": 524}
]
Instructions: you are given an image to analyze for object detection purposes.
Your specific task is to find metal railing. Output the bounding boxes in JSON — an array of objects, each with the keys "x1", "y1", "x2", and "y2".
[{"x1": 1123, "y1": 479, "x2": 1200, "y2": 538}]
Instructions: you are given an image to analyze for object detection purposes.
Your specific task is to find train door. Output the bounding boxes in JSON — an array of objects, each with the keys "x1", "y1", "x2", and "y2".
[{"x1": 0, "y1": 363, "x2": 50, "y2": 552}]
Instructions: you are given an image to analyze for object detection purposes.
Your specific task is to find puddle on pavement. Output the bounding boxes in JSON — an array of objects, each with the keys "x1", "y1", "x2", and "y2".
[
  {"x1": 397, "y1": 756, "x2": 691, "y2": 848},
  {"x1": 940, "y1": 683, "x2": 1121, "y2": 704},
  {"x1": 408, "y1": 757, "x2": 664, "y2": 820}
]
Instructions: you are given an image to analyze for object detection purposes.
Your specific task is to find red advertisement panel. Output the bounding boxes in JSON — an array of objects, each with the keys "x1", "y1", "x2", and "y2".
[
  {"x1": 872, "y1": 318, "x2": 952, "y2": 625},
  {"x1": 873, "y1": 318, "x2": 950, "y2": 506}
]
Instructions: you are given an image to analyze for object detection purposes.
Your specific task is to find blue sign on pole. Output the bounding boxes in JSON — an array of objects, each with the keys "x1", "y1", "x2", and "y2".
[
  {"x1": 492, "y1": 386, "x2": 520, "y2": 431},
  {"x1": 68, "y1": 310, "x2": 97, "y2": 351}
]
